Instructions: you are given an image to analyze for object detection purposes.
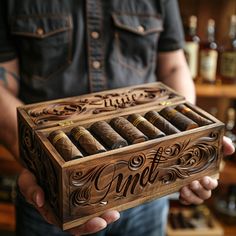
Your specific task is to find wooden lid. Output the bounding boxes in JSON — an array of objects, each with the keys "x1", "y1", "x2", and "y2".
[{"x1": 17, "y1": 82, "x2": 185, "y2": 130}]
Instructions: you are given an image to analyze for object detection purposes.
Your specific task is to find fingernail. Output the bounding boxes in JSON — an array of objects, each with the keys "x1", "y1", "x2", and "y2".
[
  {"x1": 33, "y1": 192, "x2": 37, "y2": 206},
  {"x1": 191, "y1": 181, "x2": 199, "y2": 190},
  {"x1": 113, "y1": 212, "x2": 120, "y2": 222},
  {"x1": 204, "y1": 177, "x2": 210, "y2": 186},
  {"x1": 33, "y1": 192, "x2": 44, "y2": 207}
]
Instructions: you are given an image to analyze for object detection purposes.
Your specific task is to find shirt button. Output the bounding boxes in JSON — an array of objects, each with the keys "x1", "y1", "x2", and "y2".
[
  {"x1": 92, "y1": 61, "x2": 101, "y2": 69},
  {"x1": 36, "y1": 27, "x2": 44, "y2": 36},
  {"x1": 91, "y1": 31, "x2": 100, "y2": 39},
  {"x1": 137, "y1": 25, "x2": 145, "y2": 33}
]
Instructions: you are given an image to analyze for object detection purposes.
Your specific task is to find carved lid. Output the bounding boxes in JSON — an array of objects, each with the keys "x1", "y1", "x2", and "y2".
[{"x1": 17, "y1": 82, "x2": 185, "y2": 130}]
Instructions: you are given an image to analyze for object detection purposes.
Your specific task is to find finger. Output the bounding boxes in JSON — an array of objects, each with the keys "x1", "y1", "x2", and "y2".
[
  {"x1": 18, "y1": 168, "x2": 44, "y2": 207},
  {"x1": 223, "y1": 136, "x2": 235, "y2": 156},
  {"x1": 179, "y1": 186, "x2": 204, "y2": 205},
  {"x1": 179, "y1": 196, "x2": 191, "y2": 205},
  {"x1": 189, "y1": 180, "x2": 211, "y2": 200},
  {"x1": 36, "y1": 203, "x2": 58, "y2": 225},
  {"x1": 18, "y1": 169, "x2": 59, "y2": 225},
  {"x1": 100, "y1": 210, "x2": 120, "y2": 224},
  {"x1": 68, "y1": 210, "x2": 120, "y2": 235},
  {"x1": 199, "y1": 176, "x2": 218, "y2": 190},
  {"x1": 68, "y1": 217, "x2": 107, "y2": 236}
]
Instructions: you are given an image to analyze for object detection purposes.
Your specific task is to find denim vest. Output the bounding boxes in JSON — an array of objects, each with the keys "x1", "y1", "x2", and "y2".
[{"x1": 0, "y1": 0, "x2": 184, "y2": 103}]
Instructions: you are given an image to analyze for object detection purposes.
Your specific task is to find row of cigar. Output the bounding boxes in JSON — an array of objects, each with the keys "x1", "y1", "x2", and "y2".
[{"x1": 48, "y1": 104, "x2": 213, "y2": 161}]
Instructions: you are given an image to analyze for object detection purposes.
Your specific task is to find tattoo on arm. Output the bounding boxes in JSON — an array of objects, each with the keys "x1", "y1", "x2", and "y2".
[{"x1": 0, "y1": 67, "x2": 19, "y2": 87}]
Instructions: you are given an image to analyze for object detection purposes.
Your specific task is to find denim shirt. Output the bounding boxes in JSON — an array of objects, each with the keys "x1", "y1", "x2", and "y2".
[{"x1": 0, "y1": 0, "x2": 184, "y2": 103}]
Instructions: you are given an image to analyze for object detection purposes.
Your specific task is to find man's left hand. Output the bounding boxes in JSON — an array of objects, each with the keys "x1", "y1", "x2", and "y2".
[{"x1": 179, "y1": 136, "x2": 235, "y2": 205}]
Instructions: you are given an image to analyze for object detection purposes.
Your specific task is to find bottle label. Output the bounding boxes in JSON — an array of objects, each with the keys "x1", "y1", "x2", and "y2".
[
  {"x1": 220, "y1": 52, "x2": 236, "y2": 78},
  {"x1": 184, "y1": 42, "x2": 199, "y2": 79},
  {"x1": 200, "y1": 50, "x2": 218, "y2": 82}
]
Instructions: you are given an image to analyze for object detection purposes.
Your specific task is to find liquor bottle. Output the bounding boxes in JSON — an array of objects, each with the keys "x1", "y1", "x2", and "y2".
[
  {"x1": 199, "y1": 19, "x2": 218, "y2": 83},
  {"x1": 184, "y1": 15, "x2": 200, "y2": 80},
  {"x1": 225, "y1": 108, "x2": 236, "y2": 141},
  {"x1": 225, "y1": 107, "x2": 236, "y2": 161},
  {"x1": 220, "y1": 15, "x2": 236, "y2": 84}
]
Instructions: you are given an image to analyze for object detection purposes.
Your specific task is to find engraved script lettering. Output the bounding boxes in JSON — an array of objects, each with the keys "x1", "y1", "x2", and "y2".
[
  {"x1": 70, "y1": 133, "x2": 219, "y2": 207},
  {"x1": 27, "y1": 86, "x2": 177, "y2": 125},
  {"x1": 70, "y1": 151, "x2": 162, "y2": 206}
]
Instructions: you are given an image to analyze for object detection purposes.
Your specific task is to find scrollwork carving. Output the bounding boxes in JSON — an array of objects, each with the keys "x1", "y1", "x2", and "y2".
[
  {"x1": 157, "y1": 132, "x2": 219, "y2": 183},
  {"x1": 19, "y1": 121, "x2": 60, "y2": 217},
  {"x1": 68, "y1": 132, "x2": 219, "y2": 210},
  {"x1": 128, "y1": 154, "x2": 146, "y2": 171},
  {"x1": 26, "y1": 86, "x2": 177, "y2": 125}
]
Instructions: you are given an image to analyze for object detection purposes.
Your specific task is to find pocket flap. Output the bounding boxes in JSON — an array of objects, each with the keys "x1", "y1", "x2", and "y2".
[
  {"x1": 11, "y1": 14, "x2": 72, "y2": 39},
  {"x1": 112, "y1": 12, "x2": 163, "y2": 36}
]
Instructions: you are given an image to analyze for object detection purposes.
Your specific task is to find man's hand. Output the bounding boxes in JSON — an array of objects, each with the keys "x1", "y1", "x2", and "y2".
[
  {"x1": 18, "y1": 168, "x2": 120, "y2": 235},
  {"x1": 179, "y1": 136, "x2": 235, "y2": 205}
]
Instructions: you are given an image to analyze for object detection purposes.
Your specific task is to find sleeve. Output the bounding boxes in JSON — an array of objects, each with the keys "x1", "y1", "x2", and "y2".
[
  {"x1": 0, "y1": 0, "x2": 17, "y2": 62},
  {"x1": 158, "y1": 0, "x2": 185, "y2": 52}
]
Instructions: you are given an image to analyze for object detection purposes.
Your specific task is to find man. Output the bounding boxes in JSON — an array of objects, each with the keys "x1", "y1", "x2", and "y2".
[{"x1": 0, "y1": 0, "x2": 234, "y2": 235}]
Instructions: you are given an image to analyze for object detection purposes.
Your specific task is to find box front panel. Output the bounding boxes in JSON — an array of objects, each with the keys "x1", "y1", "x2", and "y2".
[{"x1": 62, "y1": 126, "x2": 223, "y2": 228}]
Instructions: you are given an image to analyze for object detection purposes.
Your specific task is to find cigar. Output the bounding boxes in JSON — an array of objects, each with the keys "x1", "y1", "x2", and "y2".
[
  {"x1": 127, "y1": 114, "x2": 165, "y2": 139},
  {"x1": 110, "y1": 117, "x2": 148, "y2": 144},
  {"x1": 90, "y1": 120, "x2": 128, "y2": 149},
  {"x1": 71, "y1": 126, "x2": 106, "y2": 155},
  {"x1": 48, "y1": 130, "x2": 83, "y2": 161},
  {"x1": 175, "y1": 104, "x2": 213, "y2": 126},
  {"x1": 159, "y1": 106, "x2": 199, "y2": 131},
  {"x1": 145, "y1": 110, "x2": 181, "y2": 135}
]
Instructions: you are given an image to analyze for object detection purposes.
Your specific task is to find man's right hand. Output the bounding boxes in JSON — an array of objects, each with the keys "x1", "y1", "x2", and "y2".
[{"x1": 18, "y1": 168, "x2": 120, "y2": 235}]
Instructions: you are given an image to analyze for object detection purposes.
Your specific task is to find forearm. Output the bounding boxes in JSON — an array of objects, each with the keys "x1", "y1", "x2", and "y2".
[
  {"x1": 0, "y1": 59, "x2": 22, "y2": 158},
  {"x1": 157, "y1": 49, "x2": 196, "y2": 104},
  {"x1": 0, "y1": 86, "x2": 23, "y2": 158}
]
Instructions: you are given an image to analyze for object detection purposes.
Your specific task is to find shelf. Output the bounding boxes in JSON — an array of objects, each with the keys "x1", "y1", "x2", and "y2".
[
  {"x1": 195, "y1": 83, "x2": 236, "y2": 122},
  {"x1": 169, "y1": 200, "x2": 236, "y2": 236},
  {"x1": 0, "y1": 203, "x2": 15, "y2": 232},
  {"x1": 219, "y1": 160, "x2": 236, "y2": 185},
  {"x1": 0, "y1": 146, "x2": 22, "y2": 176},
  {"x1": 195, "y1": 83, "x2": 236, "y2": 99},
  {"x1": 0, "y1": 147, "x2": 19, "y2": 233}
]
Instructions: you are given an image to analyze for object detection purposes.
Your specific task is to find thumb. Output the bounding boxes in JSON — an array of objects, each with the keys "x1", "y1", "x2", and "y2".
[{"x1": 18, "y1": 168, "x2": 44, "y2": 208}]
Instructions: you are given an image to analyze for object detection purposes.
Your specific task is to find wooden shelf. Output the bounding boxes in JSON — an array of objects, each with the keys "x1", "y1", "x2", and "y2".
[
  {"x1": 0, "y1": 146, "x2": 22, "y2": 176},
  {"x1": 169, "y1": 200, "x2": 236, "y2": 236},
  {"x1": 219, "y1": 160, "x2": 236, "y2": 185},
  {"x1": 0, "y1": 203, "x2": 15, "y2": 232},
  {"x1": 195, "y1": 83, "x2": 236, "y2": 99},
  {"x1": 195, "y1": 83, "x2": 236, "y2": 122},
  {"x1": 0, "y1": 146, "x2": 20, "y2": 233}
]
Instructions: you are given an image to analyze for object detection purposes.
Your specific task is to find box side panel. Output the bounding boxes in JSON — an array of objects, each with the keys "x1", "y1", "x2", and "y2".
[
  {"x1": 62, "y1": 126, "x2": 224, "y2": 230},
  {"x1": 18, "y1": 115, "x2": 63, "y2": 225}
]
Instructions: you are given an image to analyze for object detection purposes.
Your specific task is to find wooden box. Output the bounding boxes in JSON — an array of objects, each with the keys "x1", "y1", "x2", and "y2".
[{"x1": 17, "y1": 82, "x2": 224, "y2": 230}]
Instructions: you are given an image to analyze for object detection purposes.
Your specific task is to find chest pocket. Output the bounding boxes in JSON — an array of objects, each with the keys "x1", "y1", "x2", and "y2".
[
  {"x1": 11, "y1": 14, "x2": 73, "y2": 79},
  {"x1": 112, "y1": 13, "x2": 163, "y2": 74}
]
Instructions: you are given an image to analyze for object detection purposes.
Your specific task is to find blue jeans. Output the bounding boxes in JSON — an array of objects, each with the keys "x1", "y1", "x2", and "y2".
[{"x1": 15, "y1": 189, "x2": 169, "y2": 236}]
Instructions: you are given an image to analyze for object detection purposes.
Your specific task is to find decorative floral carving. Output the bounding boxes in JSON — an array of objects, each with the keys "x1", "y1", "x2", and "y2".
[
  {"x1": 157, "y1": 132, "x2": 219, "y2": 184},
  {"x1": 69, "y1": 132, "x2": 219, "y2": 209},
  {"x1": 128, "y1": 154, "x2": 146, "y2": 170},
  {"x1": 19, "y1": 121, "x2": 60, "y2": 217},
  {"x1": 26, "y1": 86, "x2": 177, "y2": 125}
]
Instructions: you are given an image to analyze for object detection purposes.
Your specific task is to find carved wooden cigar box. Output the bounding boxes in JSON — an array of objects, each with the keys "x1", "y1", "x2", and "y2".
[{"x1": 17, "y1": 82, "x2": 224, "y2": 230}]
